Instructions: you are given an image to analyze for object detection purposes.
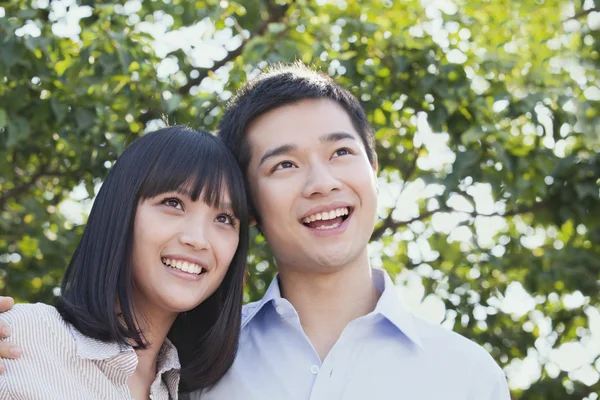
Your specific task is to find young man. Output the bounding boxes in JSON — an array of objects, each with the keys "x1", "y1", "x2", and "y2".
[{"x1": 0, "y1": 64, "x2": 510, "y2": 399}]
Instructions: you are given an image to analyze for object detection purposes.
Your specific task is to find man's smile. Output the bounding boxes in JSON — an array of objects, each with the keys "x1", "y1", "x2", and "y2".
[{"x1": 298, "y1": 203, "x2": 355, "y2": 234}]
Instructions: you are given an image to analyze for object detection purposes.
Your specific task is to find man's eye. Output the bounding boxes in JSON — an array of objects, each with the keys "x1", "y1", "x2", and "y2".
[
  {"x1": 162, "y1": 198, "x2": 183, "y2": 210},
  {"x1": 333, "y1": 148, "x2": 351, "y2": 157},
  {"x1": 274, "y1": 161, "x2": 295, "y2": 170}
]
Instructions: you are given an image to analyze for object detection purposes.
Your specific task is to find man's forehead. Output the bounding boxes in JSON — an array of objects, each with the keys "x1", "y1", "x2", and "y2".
[{"x1": 247, "y1": 101, "x2": 357, "y2": 144}]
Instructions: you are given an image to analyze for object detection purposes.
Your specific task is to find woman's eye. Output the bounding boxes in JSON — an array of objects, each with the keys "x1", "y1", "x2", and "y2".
[
  {"x1": 162, "y1": 198, "x2": 183, "y2": 210},
  {"x1": 274, "y1": 161, "x2": 295, "y2": 170},
  {"x1": 333, "y1": 148, "x2": 350, "y2": 157},
  {"x1": 216, "y1": 213, "x2": 236, "y2": 226}
]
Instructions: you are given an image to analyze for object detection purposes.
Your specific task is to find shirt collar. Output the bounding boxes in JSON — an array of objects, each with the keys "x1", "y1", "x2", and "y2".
[
  {"x1": 241, "y1": 274, "x2": 283, "y2": 327},
  {"x1": 242, "y1": 267, "x2": 423, "y2": 349},
  {"x1": 69, "y1": 325, "x2": 181, "y2": 371},
  {"x1": 68, "y1": 325, "x2": 131, "y2": 360},
  {"x1": 155, "y1": 338, "x2": 181, "y2": 399},
  {"x1": 370, "y1": 268, "x2": 423, "y2": 349},
  {"x1": 156, "y1": 337, "x2": 181, "y2": 375}
]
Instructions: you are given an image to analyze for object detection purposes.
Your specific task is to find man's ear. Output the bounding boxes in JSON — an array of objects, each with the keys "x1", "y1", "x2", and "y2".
[
  {"x1": 248, "y1": 210, "x2": 265, "y2": 236},
  {"x1": 248, "y1": 206, "x2": 258, "y2": 227},
  {"x1": 372, "y1": 153, "x2": 379, "y2": 173},
  {"x1": 372, "y1": 154, "x2": 379, "y2": 194}
]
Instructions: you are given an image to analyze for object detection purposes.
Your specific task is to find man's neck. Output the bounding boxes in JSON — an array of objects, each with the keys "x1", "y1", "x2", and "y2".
[{"x1": 277, "y1": 252, "x2": 381, "y2": 361}]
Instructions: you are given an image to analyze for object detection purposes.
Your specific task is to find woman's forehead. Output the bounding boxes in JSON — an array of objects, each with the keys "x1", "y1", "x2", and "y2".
[{"x1": 176, "y1": 181, "x2": 235, "y2": 207}]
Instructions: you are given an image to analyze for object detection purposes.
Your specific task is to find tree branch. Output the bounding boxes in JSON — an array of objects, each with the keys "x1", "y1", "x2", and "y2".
[
  {"x1": 370, "y1": 201, "x2": 548, "y2": 241},
  {"x1": 371, "y1": 149, "x2": 423, "y2": 241},
  {"x1": 371, "y1": 209, "x2": 437, "y2": 241},
  {"x1": 138, "y1": 1, "x2": 292, "y2": 125},
  {"x1": 399, "y1": 149, "x2": 420, "y2": 182},
  {"x1": 565, "y1": 7, "x2": 599, "y2": 21},
  {"x1": 179, "y1": 2, "x2": 291, "y2": 94},
  {"x1": 0, "y1": 168, "x2": 68, "y2": 210}
]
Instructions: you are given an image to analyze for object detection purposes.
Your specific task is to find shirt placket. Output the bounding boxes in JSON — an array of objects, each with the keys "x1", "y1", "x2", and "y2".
[
  {"x1": 308, "y1": 318, "x2": 371, "y2": 400},
  {"x1": 99, "y1": 350, "x2": 138, "y2": 399}
]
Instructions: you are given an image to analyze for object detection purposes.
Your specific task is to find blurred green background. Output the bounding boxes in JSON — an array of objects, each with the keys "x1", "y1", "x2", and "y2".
[{"x1": 1, "y1": 0, "x2": 599, "y2": 398}]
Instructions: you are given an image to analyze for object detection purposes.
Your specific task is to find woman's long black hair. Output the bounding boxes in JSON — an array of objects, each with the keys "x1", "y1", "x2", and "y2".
[{"x1": 56, "y1": 126, "x2": 248, "y2": 392}]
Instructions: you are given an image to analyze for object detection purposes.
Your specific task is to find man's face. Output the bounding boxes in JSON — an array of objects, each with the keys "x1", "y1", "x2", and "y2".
[{"x1": 246, "y1": 98, "x2": 378, "y2": 273}]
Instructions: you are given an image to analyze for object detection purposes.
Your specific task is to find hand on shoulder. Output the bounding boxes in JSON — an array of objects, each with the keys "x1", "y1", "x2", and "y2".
[{"x1": 0, "y1": 296, "x2": 21, "y2": 374}]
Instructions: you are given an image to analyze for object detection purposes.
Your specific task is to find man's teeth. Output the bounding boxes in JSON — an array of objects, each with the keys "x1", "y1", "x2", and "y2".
[
  {"x1": 302, "y1": 207, "x2": 349, "y2": 224},
  {"x1": 161, "y1": 258, "x2": 204, "y2": 275},
  {"x1": 315, "y1": 221, "x2": 342, "y2": 230}
]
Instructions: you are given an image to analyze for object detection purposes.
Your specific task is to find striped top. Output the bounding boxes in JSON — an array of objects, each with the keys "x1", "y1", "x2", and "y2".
[{"x1": 0, "y1": 303, "x2": 180, "y2": 400}]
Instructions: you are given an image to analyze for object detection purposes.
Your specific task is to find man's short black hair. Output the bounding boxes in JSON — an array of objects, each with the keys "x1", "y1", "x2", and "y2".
[{"x1": 218, "y1": 63, "x2": 376, "y2": 213}]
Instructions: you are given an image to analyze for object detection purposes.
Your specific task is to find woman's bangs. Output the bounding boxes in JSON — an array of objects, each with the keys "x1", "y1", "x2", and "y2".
[{"x1": 137, "y1": 135, "x2": 246, "y2": 218}]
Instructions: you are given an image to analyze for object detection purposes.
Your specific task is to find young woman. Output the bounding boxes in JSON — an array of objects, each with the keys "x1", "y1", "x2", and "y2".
[{"x1": 0, "y1": 126, "x2": 249, "y2": 399}]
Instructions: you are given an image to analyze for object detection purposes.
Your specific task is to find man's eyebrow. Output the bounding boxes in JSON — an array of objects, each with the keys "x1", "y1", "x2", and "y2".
[
  {"x1": 258, "y1": 144, "x2": 298, "y2": 167},
  {"x1": 319, "y1": 132, "x2": 357, "y2": 143},
  {"x1": 257, "y1": 132, "x2": 356, "y2": 167}
]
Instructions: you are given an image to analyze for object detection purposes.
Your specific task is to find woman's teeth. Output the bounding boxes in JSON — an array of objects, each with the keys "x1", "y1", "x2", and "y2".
[
  {"x1": 302, "y1": 207, "x2": 349, "y2": 224},
  {"x1": 161, "y1": 258, "x2": 204, "y2": 275}
]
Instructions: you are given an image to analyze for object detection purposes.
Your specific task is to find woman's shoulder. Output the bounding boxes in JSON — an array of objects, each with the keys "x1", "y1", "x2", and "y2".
[
  {"x1": 0, "y1": 302, "x2": 62, "y2": 324},
  {"x1": 0, "y1": 304, "x2": 94, "y2": 398},
  {"x1": 0, "y1": 303, "x2": 72, "y2": 345}
]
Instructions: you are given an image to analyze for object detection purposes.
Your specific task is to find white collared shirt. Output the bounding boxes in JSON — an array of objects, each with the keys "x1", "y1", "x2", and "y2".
[
  {"x1": 0, "y1": 303, "x2": 180, "y2": 399},
  {"x1": 196, "y1": 268, "x2": 510, "y2": 400}
]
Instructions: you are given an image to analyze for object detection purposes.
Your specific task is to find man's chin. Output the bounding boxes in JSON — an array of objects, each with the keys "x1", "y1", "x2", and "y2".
[{"x1": 308, "y1": 250, "x2": 364, "y2": 272}]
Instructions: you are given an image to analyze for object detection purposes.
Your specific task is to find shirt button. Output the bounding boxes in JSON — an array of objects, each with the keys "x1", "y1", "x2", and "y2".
[
  {"x1": 309, "y1": 365, "x2": 320, "y2": 375},
  {"x1": 275, "y1": 305, "x2": 285, "y2": 315}
]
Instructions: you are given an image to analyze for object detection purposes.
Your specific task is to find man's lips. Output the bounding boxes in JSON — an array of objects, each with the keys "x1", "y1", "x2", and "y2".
[
  {"x1": 301, "y1": 208, "x2": 353, "y2": 232},
  {"x1": 301, "y1": 210, "x2": 353, "y2": 236}
]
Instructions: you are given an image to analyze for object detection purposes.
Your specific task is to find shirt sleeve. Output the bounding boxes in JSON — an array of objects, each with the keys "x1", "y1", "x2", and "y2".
[
  {"x1": 467, "y1": 350, "x2": 511, "y2": 400},
  {"x1": 488, "y1": 367, "x2": 511, "y2": 400}
]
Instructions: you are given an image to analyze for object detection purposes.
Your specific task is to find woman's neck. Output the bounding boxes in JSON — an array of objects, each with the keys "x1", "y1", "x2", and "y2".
[{"x1": 127, "y1": 307, "x2": 178, "y2": 399}]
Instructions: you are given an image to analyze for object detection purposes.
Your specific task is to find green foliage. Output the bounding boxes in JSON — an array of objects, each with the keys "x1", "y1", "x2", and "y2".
[{"x1": 1, "y1": 0, "x2": 599, "y2": 397}]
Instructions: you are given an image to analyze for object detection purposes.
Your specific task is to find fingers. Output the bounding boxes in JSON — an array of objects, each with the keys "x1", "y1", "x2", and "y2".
[
  {"x1": 0, "y1": 297, "x2": 14, "y2": 313},
  {"x1": 0, "y1": 323, "x2": 10, "y2": 339},
  {"x1": 0, "y1": 341, "x2": 21, "y2": 358},
  {"x1": 0, "y1": 342, "x2": 23, "y2": 373},
  {"x1": 0, "y1": 296, "x2": 21, "y2": 374},
  {"x1": 0, "y1": 337, "x2": 22, "y2": 374}
]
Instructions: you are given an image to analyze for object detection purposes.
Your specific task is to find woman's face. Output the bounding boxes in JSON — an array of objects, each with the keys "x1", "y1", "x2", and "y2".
[{"x1": 130, "y1": 187, "x2": 240, "y2": 319}]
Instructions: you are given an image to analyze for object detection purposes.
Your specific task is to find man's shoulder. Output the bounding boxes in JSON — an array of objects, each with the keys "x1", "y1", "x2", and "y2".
[
  {"x1": 410, "y1": 316, "x2": 508, "y2": 395},
  {"x1": 411, "y1": 315, "x2": 502, "y2": 371}
]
